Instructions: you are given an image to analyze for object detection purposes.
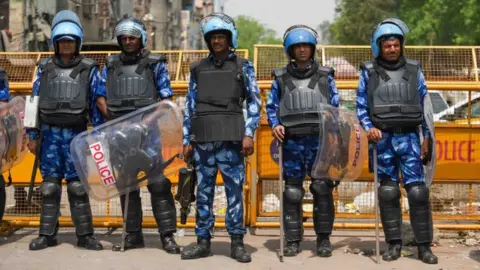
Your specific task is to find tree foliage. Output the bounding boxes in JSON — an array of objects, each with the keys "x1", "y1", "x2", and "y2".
[
  {"x1": 324, "y1": 0, "x2": 480, "y2": 45},
  {"x1": 234, "y1": 15, "x2": 282, "y2": 59}
]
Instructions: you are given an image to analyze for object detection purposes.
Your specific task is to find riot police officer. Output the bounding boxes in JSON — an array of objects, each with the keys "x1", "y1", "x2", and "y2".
[
  {"x1": 266, "y1": 25, "x2": 340, "y2": 257},
  {"x1": 180, "y1": 12, "x2": 261, "y2": 263},
  {"x1": 356, "y1": 18, "x2": 438, "y2": 264},
  {"x1": 26, "y1": 10, "x2": 103, "y2": 251},
  {"x1": 95, "y1": 17, "x2": 180, "y2": 254}
]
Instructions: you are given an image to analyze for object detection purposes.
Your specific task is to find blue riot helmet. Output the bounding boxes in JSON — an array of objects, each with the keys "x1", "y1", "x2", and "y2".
[
  {"x1": 51, "y1": 10, "x2": 83, "y2": 54},
  {"x1": 114, "y1": 17, "x2": 148, "y2": 49},
  {"x1": 283, "y1": 25, "x2": 318, "y2": 59},
  {"x1": 201, "y1": 13, "x2": 238, "y2": 50},
  {"x1": 371, "y1": 18, "x2": 409, "y2": 57}
]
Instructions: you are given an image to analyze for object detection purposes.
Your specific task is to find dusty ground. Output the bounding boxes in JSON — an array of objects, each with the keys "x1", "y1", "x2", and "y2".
[{"x1": 0, "y1": 228, "x2": 478, "y2": 270}]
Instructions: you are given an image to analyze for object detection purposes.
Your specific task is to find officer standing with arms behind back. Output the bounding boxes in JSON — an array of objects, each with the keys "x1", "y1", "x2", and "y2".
[
  {"x1": 26, "y1": 10, "x2": 103, "y2": 251},
  {"x1": 95, "y1": 17, "x2": 181, "y2": 254},
  {"x1": 266, "y1": 25, "x2": 340, "y2": 257},
  {"x1": 180, "y1": 12, "x2": 261, "y2": 263},
  {"x1": 356, "y1": 18, "x2": 437, "y2": 264}
]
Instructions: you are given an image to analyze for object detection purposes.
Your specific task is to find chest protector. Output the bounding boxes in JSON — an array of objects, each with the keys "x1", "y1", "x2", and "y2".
[
  {"x1": 38, "y1": 57, "x2": 97, "y2": 128},
  {"x1": 190, "y1": 57, "x2": 246, "y2": 143},
  {"x1": 275, "y1": 66, "x2": 333, "y2": 136},
  {"x1": 362, "y1": 59, "x2": 422, "y2": 131},
  {"x1": 106, "y1": 53, "x2": 164, "y2": 119}
]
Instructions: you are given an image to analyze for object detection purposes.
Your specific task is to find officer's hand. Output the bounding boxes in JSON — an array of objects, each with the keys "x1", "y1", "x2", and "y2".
[
  {"x1": 367, "y1": 128, "x2": 382, "y2": 143},
  {"x1": 183, "y1": 144, "x2": 193, "y2": 160},
  {"x1": 242, "y1": 136, "x2": 254, "y2": 156},
  {"x1": 421, "y1": 137, "x2": 431, "y2": 164},
  {"x1": 272, "y1": 125, "x2": 285, "y2": 143},
  {"x1": 28, "y1": 140, "x2": 38, "y2": 154}
]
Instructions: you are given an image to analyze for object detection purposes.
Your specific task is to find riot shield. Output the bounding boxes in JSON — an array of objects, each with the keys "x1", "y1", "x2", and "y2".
[
  {"x1": 422, "y1": 94, "x2": 436, "y2": 186},
  {"x1": 312, "y1": 104, "x2": 368, "y2": 181},
  {"x1": 0, "y1": 96, "x2": 28, "y2": 172},
  {"x1": 70, "y1": 100, "x2": 183, "y2": 201}
]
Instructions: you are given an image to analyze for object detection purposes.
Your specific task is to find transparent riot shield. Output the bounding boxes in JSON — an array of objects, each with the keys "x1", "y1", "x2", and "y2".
[
  {"x1": 0, "y1": 96, "x2": 28, "y2": 172},
  {"x1": 422, "y1": 93, "x2": 436, "y2": 186},
  {"x1": 312, "y1": 104, "x2": 369, "y2": 181},
  {"x1": 70, "y1": 100, "x2": 183, "y2": 201}
]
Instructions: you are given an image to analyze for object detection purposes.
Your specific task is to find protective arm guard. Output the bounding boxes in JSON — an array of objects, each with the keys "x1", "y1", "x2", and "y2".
[{"x1": 175, "y1": 156, "x2": 197, "y2": 224}]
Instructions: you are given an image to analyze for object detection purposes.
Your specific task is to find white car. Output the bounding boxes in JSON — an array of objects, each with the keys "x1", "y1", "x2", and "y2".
[{"x1": 434, "y1": 92, "x2": 480, "y2": 123}]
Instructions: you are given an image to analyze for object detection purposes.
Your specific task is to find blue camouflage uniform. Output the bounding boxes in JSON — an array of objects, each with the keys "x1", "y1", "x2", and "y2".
[
  {"x1": 356, "y1": 67, "x2": 430, "y2": 185},
  {"x1": 183, "y1": 52, "x2": 261, "y2": 239},
  {"x1": 266, "y1": 61, "x2": 340, "y2": 180},
  {"x1": 26, "y1": 62, "x2": 103, "y2": 181}
]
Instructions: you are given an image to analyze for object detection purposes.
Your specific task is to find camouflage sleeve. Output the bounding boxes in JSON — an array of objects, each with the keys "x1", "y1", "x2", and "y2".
[
  {"x1": 183, "y1": 75, "x2": 196, "y2": 146},
  {"x1": 356, "y1": 68, "x2": 374, "y2": 131},
  {"x1": 266, "y1": 78, "x2": 281, "y2": 129},
  {"x1": 90, "y1": 66, "x2": 106, "y2": 127},
  {"x1": 153, "y1": 62, "x2": 174, "y2": 99},
  {"x1": 328, "y1": 75, "x2": 340, "y2": 107},
  {"x1": 242, "y1": 60, "x2": 261, "y2": 137},
  {"x1": 0, "y1": 69, "x2": 10, "y2": 102},
  {"x1": 418, "y1": 68, "x2": 431, "y2": 138},
  {"x1": 26, "y1": 68, "x2": 43, "y2": 140}
]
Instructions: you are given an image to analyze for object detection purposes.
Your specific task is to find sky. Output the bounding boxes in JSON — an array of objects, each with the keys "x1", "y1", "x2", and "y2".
[{"x1": 215, "y1": 0, "x2": 337, "y2": 39}]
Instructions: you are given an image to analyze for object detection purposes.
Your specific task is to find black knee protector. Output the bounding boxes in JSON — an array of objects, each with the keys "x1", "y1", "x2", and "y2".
[
  {"x1": 148, "y1": 177, "x2": 176, "y2": 234},
  {"x1": 67, "y1": 181, "x2": 94, "y2": 236},
  {"x1": 39, "y1": 180, "x2": 62, "y2": 236},
  {"x1": 283, "y1": 178, "x2": 305, "y2": 242},
  {"x1": 309, "y1": 179, "x2": 335, "y2": 235},
  {"x1": 406, "y1": 182, "x2": 433, "y2": 244},
  {"x1": 378, "y1": 179, "x2": 402, "y2": 242}
]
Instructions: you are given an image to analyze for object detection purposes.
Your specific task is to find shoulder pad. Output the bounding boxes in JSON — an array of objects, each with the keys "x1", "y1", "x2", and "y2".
[
  {"x1": 271, "y1": 67, "x2": 287, "y2": 78},
  {"x1": 148, "y1": 53, "x2": 167, "y2": 64},
  {"x1": 106, "y1": 54, "x2": 120, "y2": 64},
  {"x1": 360, "y1": 60, "x2": 375, "y2": 70},
  {"x1": 236, "y1": 57, "x2": 247, "y2": 67},
  {"x1": 317, "y1": 66, "x2": 335, "y2": 77},
  {"x1": 36, "y1": 58, "x2": 49, "y2": 69},
  {"x1": 189, "y1": 60, "x2": 201, "y2": 72},
  {"x1": 405, "y1": 58, "x2": 420, "y2": 67},
  {"x1": 80, "y1": 57, "x2": 98, "y2": 68}
]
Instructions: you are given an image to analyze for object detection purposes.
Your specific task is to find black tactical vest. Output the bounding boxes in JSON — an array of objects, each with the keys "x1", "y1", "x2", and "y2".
[
  {"x1": 362, "y1": 59, "x2": 423, "y2": 131},
  {"x1": 106, "y1": 53, "x2": 164, "y2": 119},
  {"x1": 274, "y1": 65, "x2": 333, "y2": 136},
  {"x1": 0, "y1": 67, "x2": 7, "y2": 85},
  {"x1": 38, "y1": 57, "x2": 97, "y2": 128},
  {"x1": 190, "y1": 57, "x2": 246, "y2": 143}
]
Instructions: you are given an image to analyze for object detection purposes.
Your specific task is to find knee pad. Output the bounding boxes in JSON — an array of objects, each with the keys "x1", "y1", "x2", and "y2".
[
  {"x1": 284, "y1": 179, "x2": 304, "y2": 204},
  {"x1": 406, "y1": 182, "x2": 429, "y2": 205},
  {"x1": 67, "y1": 181, "x2": 87, "y2": 197},
  {"x1": 147, "y1": 177, "x2": 172, "y2": 196},
  {"x1": 39, "y1": 182, "x2": 61, "y2": 198},
  {"x1": 309, "y1": 180, "x2": 333, "y2": 197},
  {"x1": 379, "y1": 180, "x2": 401, "y2": 203}
]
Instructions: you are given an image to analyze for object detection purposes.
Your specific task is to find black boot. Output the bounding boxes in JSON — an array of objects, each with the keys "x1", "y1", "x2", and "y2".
[
  {"x1": 316, "y1": 234, "x2": 332, "y2": 257},
  {"x1": 284, "y1": 241, "x2": 300, "y2": 257},
  {"x1": 161, "y1": 233, "x2": 181, "y2": 254},
  {"x1": 148, "y1": 178, "x2": 180, "y2": 254},
  {"x1": 67, "y1": 181, "x2": 103, "y2": 251},
  {"x1": 112, "y1": 190, "x2": 144, "y2": 251},
  {"x1": 29, "y1": 181, "x2": 61, "y2": 251},
  {"x1": 230, "y1": 235, "x2": 251, "y2": 263},
  {"x1": 77, "y1": 235, "x2": 103, "y2": 250},
  {"x1": 112, "y1": 231, "x2": 145, "y2": 251},
  {"x1": 382, "y1": 240, "x2": 402, "y2": 261},
  {"x1": 418, "y1": 243, "x2": 438, "y2": 264},
  {"x1": 29, "y1": 222, "x2": 60, "y2": 251},
  {"x1": 181, "y1": 237, "x2": 211, "y2": 260}
]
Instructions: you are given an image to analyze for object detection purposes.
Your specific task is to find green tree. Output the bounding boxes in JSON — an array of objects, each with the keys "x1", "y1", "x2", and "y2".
[{"x1": 234, "y1": 15, "x2": 282, "y2": 59}]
